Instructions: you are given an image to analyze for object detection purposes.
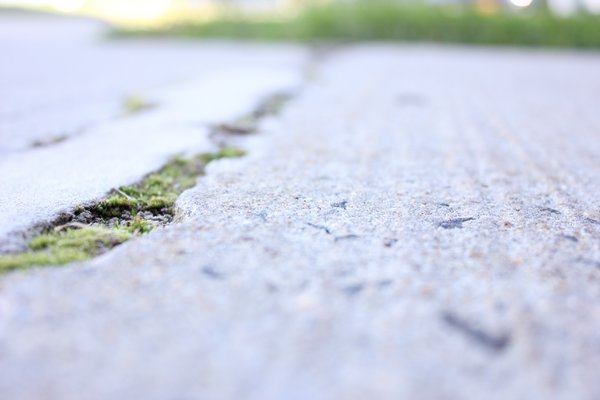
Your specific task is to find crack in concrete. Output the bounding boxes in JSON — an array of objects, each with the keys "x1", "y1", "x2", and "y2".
[{"x1": 0, "y1": 87, "x2": 299, "y2": 271}]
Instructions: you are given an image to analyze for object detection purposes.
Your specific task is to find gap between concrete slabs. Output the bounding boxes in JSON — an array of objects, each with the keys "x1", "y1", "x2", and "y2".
[{"x1": 0, "y1": 62, "x2": 306, "y2": 253}]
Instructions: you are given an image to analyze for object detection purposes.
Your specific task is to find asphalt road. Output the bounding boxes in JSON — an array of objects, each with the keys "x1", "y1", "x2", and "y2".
[{"x1": 1, "y1": 12, "x2": 600, "y2": 400}]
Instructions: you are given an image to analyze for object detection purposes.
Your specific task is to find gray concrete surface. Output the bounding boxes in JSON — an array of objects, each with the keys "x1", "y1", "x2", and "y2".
[
  {"x1": 0, "y1": 11, "x2": 305, "y2": 154},
  {"x1": 0, "y1": 44, "x2": 599, "y2": 400},
  {"x1": 0, "y1": 12, "x2": 305, "y2": 250}
]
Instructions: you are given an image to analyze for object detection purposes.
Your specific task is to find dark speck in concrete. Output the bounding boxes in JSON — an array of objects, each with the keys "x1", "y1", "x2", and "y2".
[
  {"x1": 342, "y1": 283, "x2": 365, "y2": 296},
  {"x1": 585, "y1": 217, "x2": 600, "y2": 226},
  {"x1": 377, "y1": 279, "x2": 393, "y2": 289},
  {"x1": 307, "y1": 223, "x2": 331, "y2": 235},
  {"x1": 332, "y1": 200, "x2": 348, "y2": 210},
  {"x1": 442, "y1": 311, "x2": 510, "y2": 353},
  {"x1": 255, "y1": 210, "x2": 268, "y2": 222},
  {"x1": 335, "y1": 234, "x2": 359, "y2": 242},
  {"x1": 31, "y1": 134, "x2": 69, "y2": 148},
  {"x1": 437, "y1": 218, "x2": 475, "y2": 229},
  {"x1": 202, "y1": 266, "x2": 225, "y2": 280},
  {"x1": 384, "y1": 238, "x2": 398, "y2": 248},
  {"x1": 560, "y1": 234, "x2": 578, "y2": 243},
  {"x1": 540, "y1": 207, "x2": 561, "y2": 215}
]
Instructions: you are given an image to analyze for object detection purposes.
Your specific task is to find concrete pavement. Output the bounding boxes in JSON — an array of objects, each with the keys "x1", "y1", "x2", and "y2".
[
  {"x1": 0, "y1": 43, "x2": 599, "y2": 399},
  {"x1": 0, "y1": 11, "x2": 306, "y2": 250}
]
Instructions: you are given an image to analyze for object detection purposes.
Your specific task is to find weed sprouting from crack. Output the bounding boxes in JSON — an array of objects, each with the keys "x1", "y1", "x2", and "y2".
[{"x1": 0, "y1": 146, "x2": 246, "y2": 273}]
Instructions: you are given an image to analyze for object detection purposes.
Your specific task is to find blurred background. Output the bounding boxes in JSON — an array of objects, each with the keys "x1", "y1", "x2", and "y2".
[
  {"x1": 1, "y1": 0, "x2": 599, "y2": 26},
  {"x1": 1, "y1": 0, "x2": 599, "y2": 48}
]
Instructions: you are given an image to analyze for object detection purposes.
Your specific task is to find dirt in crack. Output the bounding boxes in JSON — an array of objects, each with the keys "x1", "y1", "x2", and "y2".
[
  {"x1": 211, "y1": 92, "x2": 293, "y2": 137},
  {"x1": 0, "y1": 146, "x2": 246, "y2": 273}
]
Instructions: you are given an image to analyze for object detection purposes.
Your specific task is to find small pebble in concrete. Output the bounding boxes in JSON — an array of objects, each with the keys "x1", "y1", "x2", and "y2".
[{"x1": 331, "y1": 200, "x2": 348, "y2": 210}]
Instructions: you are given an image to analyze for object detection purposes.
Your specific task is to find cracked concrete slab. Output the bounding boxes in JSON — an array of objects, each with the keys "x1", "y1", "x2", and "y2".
[
  {"x1": 0, "y1": 13, "x2": 306, "y2": 251},
  {"x1": 0, "y1": 65, "x2": 304, "y2": 249},
  {"x1": 1, "y1": 45, "x2": 600, "y2": 400},
  {"x1": 0, "y1": 11, "x2": 305, "y2": 155}
]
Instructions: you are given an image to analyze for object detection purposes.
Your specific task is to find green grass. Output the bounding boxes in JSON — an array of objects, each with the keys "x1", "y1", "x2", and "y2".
[
  {"x1": 113, "y1": 1, "x2": 600, "y2": 49},
  {"x1": 0, "y1": 147, "x2": 247, "y2": 273}
]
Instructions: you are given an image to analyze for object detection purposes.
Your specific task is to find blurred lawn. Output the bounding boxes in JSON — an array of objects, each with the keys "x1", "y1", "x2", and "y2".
[{"x1": 113, "y1": 1, "x2": 600, "y2": 49}]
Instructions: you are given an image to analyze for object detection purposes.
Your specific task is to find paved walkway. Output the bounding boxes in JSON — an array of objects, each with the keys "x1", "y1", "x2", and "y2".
[
  {"x1": 0, "y1": 12, "x2": 305, "y2": 249},
  {"x1": 0, "y1": 11, "x2": 304, "y2": 155},
  {"x1": 1, "y1": 14, "x2": 600, "y2": 400}
]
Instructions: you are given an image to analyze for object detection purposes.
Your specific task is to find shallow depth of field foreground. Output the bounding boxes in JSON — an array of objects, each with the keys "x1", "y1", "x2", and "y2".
[{"x1": 0, "y1": 1, "x2": 599, "y2": 400}]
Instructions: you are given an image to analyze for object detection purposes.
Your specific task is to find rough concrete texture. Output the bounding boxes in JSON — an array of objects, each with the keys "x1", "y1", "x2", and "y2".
[
  {"x1": 0, "y1": 12, "x2": 306, "y2": 249},
  {"x1": 0, "y1": 64, "x2": 303, "y2": 247},
  {"x1": 1, "y1": 46, "x2": 600, "y2": 400}
]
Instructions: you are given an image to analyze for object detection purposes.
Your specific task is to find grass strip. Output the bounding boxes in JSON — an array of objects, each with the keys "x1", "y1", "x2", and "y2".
[{"x1": 113, "y1": 2, "x2": 600, "y2": 49}]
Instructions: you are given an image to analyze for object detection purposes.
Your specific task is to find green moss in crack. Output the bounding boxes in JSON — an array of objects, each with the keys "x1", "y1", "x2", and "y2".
[
  {"x1": 128, "y1": 216, "x2": 154, "y2": 234},
  {"x1": 0, "y1": 146, "x2": 247, "y2": 272},
  {"x1": 0, "y1": 227, "x2": 131, "y2": 273},
  {"x1": 92, "y1": 147, "x2": 247, "y2": 219},
  {"x1": 200, "y1": 146, "x2": 247, "y2": 164},
  {"x1": 122, "y1": 95, "x2": 156, "y2": 116}
]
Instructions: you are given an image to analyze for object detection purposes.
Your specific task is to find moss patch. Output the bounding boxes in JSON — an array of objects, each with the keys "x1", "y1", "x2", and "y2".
[
  {"x1": 122, "y1": 95, "x2": 156, "y2": 116},
  {"x1": 0, "y1": 146, "x2": 246, "y2": 273},
  {"x1": 0, "y1": 227, "x2": 131, "y2": 273}
]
